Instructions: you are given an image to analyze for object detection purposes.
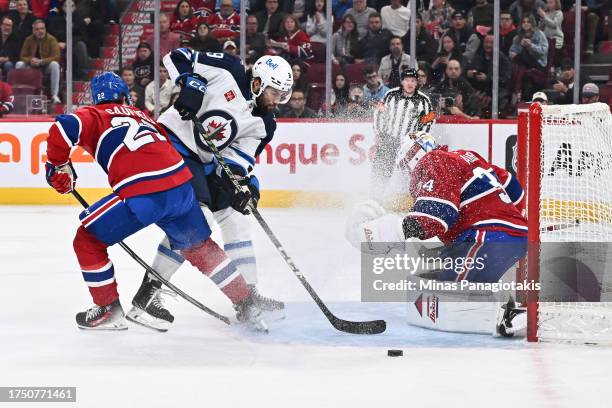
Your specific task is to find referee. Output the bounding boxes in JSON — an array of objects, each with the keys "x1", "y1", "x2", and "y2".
[{"x1": 371, "y1": 67, "x2": 435, "y2": 202}]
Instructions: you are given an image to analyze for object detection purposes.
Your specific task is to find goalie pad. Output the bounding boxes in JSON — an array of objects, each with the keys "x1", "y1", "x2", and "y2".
[{"x1": 406, "y1": 273, "x2": 504, "y2": 335}]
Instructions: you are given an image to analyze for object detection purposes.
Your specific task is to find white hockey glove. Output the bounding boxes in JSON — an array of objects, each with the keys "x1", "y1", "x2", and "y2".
[{"x1": 345, "y1": 200, "x2": 406, "y2": 255}]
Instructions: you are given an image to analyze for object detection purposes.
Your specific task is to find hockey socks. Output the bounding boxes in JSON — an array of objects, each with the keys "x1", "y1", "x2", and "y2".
[
  {"x1": 73, "y1": 226, "x2": 118, "y2": 306},
  {"x1": 180, "y1": 238, "x2": 250, "y2": 303}
]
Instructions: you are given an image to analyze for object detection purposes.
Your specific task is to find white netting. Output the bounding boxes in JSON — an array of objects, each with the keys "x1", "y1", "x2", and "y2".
[{"x1": 535, "y1": 103, "x2": 612, "y2": 343}]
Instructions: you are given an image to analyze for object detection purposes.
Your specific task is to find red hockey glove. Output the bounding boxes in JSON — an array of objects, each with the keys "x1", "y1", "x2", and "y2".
[{"x1": 45, "y1": 161, "x2": 77, "y2": 194}]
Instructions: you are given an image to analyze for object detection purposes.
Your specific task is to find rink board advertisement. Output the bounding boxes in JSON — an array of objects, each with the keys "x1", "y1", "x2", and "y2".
[{"x1": 0, "y1": 119, "x2": 516, "y2": 206}]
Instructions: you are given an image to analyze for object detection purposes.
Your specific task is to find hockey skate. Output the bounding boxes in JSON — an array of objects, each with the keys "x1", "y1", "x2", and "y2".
[
  {"x1": 234, "y1": 290, "x2": 270, "y2": 333},
  {"x1": 126, "y1": 278, "x2": 175, "y2": 332},
  {"x1": 496, "y1": 297, "x2": 527, "y2": 338},
  {"x1": 76, "y1": 299, "x2": 128, "y2": 330},
  {"x1": 247, "y1": 284, "x2": 286, "y2": 322}
]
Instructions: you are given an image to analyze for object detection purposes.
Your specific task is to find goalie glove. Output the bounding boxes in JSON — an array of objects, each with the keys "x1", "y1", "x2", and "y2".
[
  {"x1": 345, "y1": 201, "x2": 406, "y2": 255},
  {"x1": 45, "y1": 161, "x2": 77, "y2": 194},
  {"x1": 174, "y1": 73, "x2": 208, "y2": 121}
]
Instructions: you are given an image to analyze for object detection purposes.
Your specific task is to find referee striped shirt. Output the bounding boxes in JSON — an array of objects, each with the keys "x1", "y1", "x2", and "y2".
[{"x1": 373, "y1": 89, "x2": 435, "y2": 141}]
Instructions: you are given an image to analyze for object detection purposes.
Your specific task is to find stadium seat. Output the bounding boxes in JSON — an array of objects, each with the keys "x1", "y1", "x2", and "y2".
[
  {"x1": 343, "y1": 63, "x2": 372, "y2": 85},
  {"x1": 599, "y1": 84, "x2": 612, "y2": 107},
  {"x1": 305, "y1": 63, "x2": 342, "y2": 83},
  {"x1": 309, "y1": 42, "x2": 326, "y2": 63},
  {"x1": 7, "y1": 68, "x2": 43, "y2": 94},
  {"x1": 306, "y1": 82, "x2": 326, "y2": 112}
]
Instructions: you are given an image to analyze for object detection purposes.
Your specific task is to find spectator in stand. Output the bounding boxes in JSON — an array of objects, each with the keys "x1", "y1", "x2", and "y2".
[
  {"x1": 189, "y1": 21, "x2": 222, "y2": 52},
  {"x1": 509, "y1": 15, "x2": 548, "y2": 102},
  {"x1": 417, "y1": 63, "x2": 435, "y2": 94},
  {"x1": 270, "y1": 14, "x2": 312, "y2": 61},
  {"x1": 208, "y1": 0, "x2": 240, "y2": 42},
  {"x1": 0, "y1": 17, "x2": 20, "y2": 77},
  {"x1": 466, "y1": 34, "x2": 512, "y2": 117},
  {"x1": 0, "y1": 79, "x2": 13, "y2": 116},
  {"x1": 553, "y1": 58, "x2": 574, "y2": 104},
  {"x1": 223, "y1": 39, "x2": 238, "y2": 55},
  {"x1": 531, "y1": 91, "x2": 548, "y2": 104},
  {"x1": 362, "y1": 66, "x2": 389, "y2": 106},
  {"x1": 16, "y1": 19, "x2": 61, "y2": 103},
  {"x1": 46, "y1": 0, "x2": 90, "y2": 81},
  {"x1": 381, "y1": 0, "x2": 411, "y2": 37},
  {"x1": 433, "y1": 59, "x2": 480, "y2": 119},
  {"x1": 191, "y1": 0, "x2": 216, "y2": 17},
  {"x1": 431, "y1": 34, "x2": 464, "y2": 83},
  {"x1": 500, "y1": 9, "x2": 517, "y2": 55},
  {"x1": 291, "y1": 62, "x2": 307, "y2": 92},
  {"x1": 402, "y1": 13, "x2": 438, "y2": 64},
  {"x1": 305, "y1": 0, "x2": 329, "y2": 43},
  {"x1": 256, "y1": 0, "x2": 285, "y2": 39},
  {"x1": 331, "y1": 14, "x2": 358, "y2": 65},
  {"x1": 9, "y1": 0, "x2": 35, "y2": 43},
  {"x1": 213, "y1": 0, "x2": 247, "y2": 14},
  {"x1": 423, "y1": 0, "x2": 454, "y2": 40},
  {"x1": 246, "y1": 15, "x2": 266, "y2": 59},
  {"x1": 509, "y1": 0, "x2": 546, "y2": 25},
  {"x1": 345, "y1": 84, "x2": 370, "y2": 118},
  {"x1": 333, "y1": 0, "x2": 353, "y2": 19},
  {"x1": 62, "y1": 0, "x2": 105, "y2": 59},
  {"x1": 581, "y1": 83, "x2": 600, "y2": 104},
  {"x1": 171, "y1": 0, "x2": 198, "y2": 35},
  {"x1": 144, "y1": 65, "x2": 178, "y2": 115},
  {"x1": 331, "y1": 73, "x2": 350, "y2": 114},
  {"x1": 354, "y1": 13, "x2": 392, "y2": 65},
  {"x1": 132, "y1": 42, "x2": 154, "y2": 88},
  {"x1": 121, "y1": 67, "x2": 145, "y2": 109},
  {"x1": 344, "y1": 0, "x2": 376, "y2": 40},
  {"x1": 442, "y1": 11, "x2": 475, "y2": 54},
  {"x1": 284, "y1": 0, "x2": 306, "y2": 21},
  {"x1": 379, "y1": 36, "x2": 414, "y2": 88},
  {"x1": 129, "y1": 90, "x2": 142, "y2": 109},
  {"x1": 468, "y1": 0, "x2": 494, "y2": 27},
  {"x1": 32, "y1": 0, "x2": 57, "y2": 18},
  {"x1": 578, "y1": 1, "x2": 607, "y2": 54},
  {"x1": 144, "y1": 13, "x2": 181, "y2": 57},
  {"x1": 280, "y1": 89, "x2": 317, "y2": 118},
  {"x1": 537, "y1": 0, "x2": 563, "y2": 61}
]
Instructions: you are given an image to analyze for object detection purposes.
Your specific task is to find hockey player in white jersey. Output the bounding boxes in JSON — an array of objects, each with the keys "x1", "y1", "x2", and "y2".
[{"x1": 126, "y1": 50, "x2": 293, "y2": 331}]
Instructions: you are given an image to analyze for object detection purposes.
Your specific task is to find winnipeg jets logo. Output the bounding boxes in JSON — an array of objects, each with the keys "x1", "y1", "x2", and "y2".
[
  {"x1": 206, "y1": 119, "x2": 232, "y2": 141},
  {"x1": 194, "y1": 110, "x2": 238, "y2": 152}
]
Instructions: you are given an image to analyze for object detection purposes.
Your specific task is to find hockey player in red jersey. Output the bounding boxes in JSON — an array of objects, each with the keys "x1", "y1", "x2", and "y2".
[
  {"x1": 45, "y1": 72, "x2": 269, "y2": 331},
  {"x1": 348, "y1": 131, "x2": 528, "y2": 283}
]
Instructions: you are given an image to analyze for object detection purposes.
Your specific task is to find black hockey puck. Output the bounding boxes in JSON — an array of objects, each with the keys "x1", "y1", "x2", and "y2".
[{"x1": 387, "y1": 349, "x2": 403, "y2": 357}]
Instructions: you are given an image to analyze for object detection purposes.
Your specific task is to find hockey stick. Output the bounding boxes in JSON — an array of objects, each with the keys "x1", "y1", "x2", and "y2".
[
  {"x1": 71, "y1": 190, "x2": 231, "y2": 325},
  {"x1": 194, "y1": 119, "x2": 386, "y2": 335}
]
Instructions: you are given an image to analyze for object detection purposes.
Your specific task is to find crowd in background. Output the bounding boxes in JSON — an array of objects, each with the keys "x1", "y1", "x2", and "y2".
[{"x1": 0, "y1": 0, "x2": 609, "y2": 117}]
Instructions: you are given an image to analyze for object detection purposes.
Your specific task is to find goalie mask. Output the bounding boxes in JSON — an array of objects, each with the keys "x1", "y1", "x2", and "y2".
[
  {"x1": 398, "y1": 131, "x2": 439, "y2": 172},
  {"x1": 251, "y1": 56, "x2": 293, "y2": 104}
]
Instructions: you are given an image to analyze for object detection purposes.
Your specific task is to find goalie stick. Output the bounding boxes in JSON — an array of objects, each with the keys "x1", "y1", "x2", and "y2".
[
  {"x1": 194, "y1": 118, "x2": 387, "y2": 335},
  {"x1": 71, "y1": 190, "x2": 231, "y2": 325}
]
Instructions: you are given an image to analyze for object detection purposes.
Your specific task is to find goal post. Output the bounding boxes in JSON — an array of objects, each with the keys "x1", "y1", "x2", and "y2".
[{"x1": 517, "y1": 102, "x2": 612, "y2": 344}]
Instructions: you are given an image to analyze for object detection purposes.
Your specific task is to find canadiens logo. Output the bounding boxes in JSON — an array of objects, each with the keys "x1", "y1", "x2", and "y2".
[{"x1": 193, "y1": 110, "x2": 238, "y2": 152}]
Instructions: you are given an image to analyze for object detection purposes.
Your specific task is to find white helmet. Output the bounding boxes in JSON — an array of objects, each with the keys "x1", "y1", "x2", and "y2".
[
  {"x1": 397, "y1": 131, "x2": 438, "y2": 172},
  {"x1": 251, "y1": 56, "x2": 293, "y2": 104}
]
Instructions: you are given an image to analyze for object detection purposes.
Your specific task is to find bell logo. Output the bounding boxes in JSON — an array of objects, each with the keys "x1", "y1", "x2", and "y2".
[{"x1": 265, "y1": 58, "x2": 278, "y2": 70}]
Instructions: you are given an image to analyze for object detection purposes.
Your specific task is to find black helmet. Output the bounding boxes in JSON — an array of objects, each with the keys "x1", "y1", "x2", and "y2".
[{"x1": 400, "y1": 67, "x2": 418, "y2": 81}]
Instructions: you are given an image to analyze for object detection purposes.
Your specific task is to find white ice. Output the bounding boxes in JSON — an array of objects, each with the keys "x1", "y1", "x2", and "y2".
[{"x1": 1, "y1": 206, "x2": 610, "y2": 408}]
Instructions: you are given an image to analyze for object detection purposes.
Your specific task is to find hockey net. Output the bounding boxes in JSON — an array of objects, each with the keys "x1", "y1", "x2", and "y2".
[{"x1": 517, "y1": 102, "x2": 612, "y2": 344}]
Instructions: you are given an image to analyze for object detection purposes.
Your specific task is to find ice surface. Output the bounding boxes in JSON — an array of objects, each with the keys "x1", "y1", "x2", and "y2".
[{"x1": 1, "y1": 206, "x2": 610, "y2": 408}]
